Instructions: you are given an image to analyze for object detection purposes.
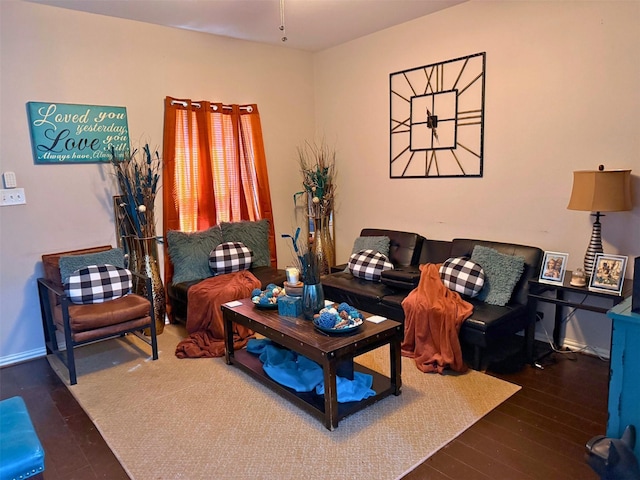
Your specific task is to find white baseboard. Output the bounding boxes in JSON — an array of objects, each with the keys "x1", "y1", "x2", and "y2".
[
  {"x1": 0, "y1": 347, "x2": 47, "y2": 367},
  {"x1": 534, "y1": 332, "x2": 610, "y2": 360}
]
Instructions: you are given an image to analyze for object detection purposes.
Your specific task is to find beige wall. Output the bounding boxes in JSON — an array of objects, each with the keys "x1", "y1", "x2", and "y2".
[
  {"x1": 0, "y1": 0, "x2": 314, "y2": 363},
  {"x1": 313, "y1": 0, "x2": 639, "y2": 355},
  {"x1": 1, "y1": 0, "x2": 638, "y2": 364}
]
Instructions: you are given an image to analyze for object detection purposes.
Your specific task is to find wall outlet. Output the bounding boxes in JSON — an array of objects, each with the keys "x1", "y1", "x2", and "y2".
[{"x1": 0, "y1": 188, "x2": 26, "y2": 206}]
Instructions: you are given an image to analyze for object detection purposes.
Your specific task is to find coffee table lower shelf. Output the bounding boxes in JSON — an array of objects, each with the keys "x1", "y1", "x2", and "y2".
[{"x1": 229, "y1": 349, "x2": 396, "y2": 429}]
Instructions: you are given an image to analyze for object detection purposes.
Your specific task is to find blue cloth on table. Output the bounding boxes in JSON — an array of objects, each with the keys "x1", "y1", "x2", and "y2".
[
  {"x1": 251, "y1": 339, "x2": 324, "y2": 392},
  {"x1": 246, "y1": 339, "x2": 376, "y2": 403},
  {"x1": 315, "y1": 373, "x2": 375, "y2": 403}
]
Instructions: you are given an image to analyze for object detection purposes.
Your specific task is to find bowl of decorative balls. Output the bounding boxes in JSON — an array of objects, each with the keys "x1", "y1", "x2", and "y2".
[
  {"x1": 251, "y1": 284, "x2": 286, "y2": 309},
  {"x1": 313, "y1": 302, "x2": 364, "y2": 334}
]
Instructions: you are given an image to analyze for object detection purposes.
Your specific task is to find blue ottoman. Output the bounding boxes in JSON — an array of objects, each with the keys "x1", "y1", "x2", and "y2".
[{"x1": 0, "y1": 396, "x2": 45, "y2": 480}]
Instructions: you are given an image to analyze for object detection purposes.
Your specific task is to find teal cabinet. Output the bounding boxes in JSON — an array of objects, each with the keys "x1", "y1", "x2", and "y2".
[{"x1": 606, "y1": 297, "x2": 640, "y2": 461}]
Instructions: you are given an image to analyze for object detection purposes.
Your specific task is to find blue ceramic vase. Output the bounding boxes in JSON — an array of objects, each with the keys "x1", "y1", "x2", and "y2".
[{"x1": 302, "y1": 282, "x2": 324, "y2": 320}]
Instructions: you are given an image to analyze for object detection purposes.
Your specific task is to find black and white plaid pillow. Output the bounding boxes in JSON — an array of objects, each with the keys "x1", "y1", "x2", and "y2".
[
  {"x1": 439, "y1": 257, "x2": 485, "y2": 298},
  {"x1": 348, "y1": 249, "x2": 394, "y2": 282},
  {"x1": 65, "y1": 264, "x2": 132, "y2": 304},
  {"x1": 209, "y1": 242, "x2": 253, "y2": 275}
]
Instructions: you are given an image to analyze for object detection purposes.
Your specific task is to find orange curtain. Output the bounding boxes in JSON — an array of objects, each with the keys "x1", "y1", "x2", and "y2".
[{"x1": 163, "y1": 97, "x2": 276, "y2": 316}]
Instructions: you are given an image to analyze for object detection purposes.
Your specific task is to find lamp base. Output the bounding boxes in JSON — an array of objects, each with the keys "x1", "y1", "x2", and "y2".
[{"x1": 584, "y1": 212, "x2": 604, "y2": 278}]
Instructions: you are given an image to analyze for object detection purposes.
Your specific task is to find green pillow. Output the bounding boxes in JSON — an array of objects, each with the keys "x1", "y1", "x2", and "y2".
[
  {"x1": 344, "y1": 236, "x2": 391, "y2": 272},
  {"x1": 59, "y1": 248, "x2": 125, "y2": 284},
  {"x1": 220, "y1": 219, "x2": 271, "y2": 268},
  {"x1": 470, "y1": 245, "x2": 525, "y2": 306},
  {"x1": 167, "y1": 226, "x2": 223, "y2": 284}
]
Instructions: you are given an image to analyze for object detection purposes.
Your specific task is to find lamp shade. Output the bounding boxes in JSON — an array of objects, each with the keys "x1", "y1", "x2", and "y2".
[{"x1": 567, "y1": 169, "x2": 632, "y2": 212}]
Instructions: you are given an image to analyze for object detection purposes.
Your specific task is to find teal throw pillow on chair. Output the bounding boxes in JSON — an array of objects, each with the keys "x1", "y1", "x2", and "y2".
[{"x1": 59, "y1": 248, "x2": 125, "y2": 285}]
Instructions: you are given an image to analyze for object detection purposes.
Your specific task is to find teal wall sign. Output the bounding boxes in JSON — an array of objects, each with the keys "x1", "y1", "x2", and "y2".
[{"x1": 26, "y1": 102, "x2": 130, "y2": 164}]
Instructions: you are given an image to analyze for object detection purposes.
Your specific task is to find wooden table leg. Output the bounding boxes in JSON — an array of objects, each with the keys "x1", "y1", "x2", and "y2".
[
  {"x1": 223, "y1": 314, "x2": 234, "y2": 365},
  {"x1": 390, "y1": 327, "x2": 402, "y2": 395},
  {"x1": 322, "y1": 355, "x2": 339, "y2": 430}
]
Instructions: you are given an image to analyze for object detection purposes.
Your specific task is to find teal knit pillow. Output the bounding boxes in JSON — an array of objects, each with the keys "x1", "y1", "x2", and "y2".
[
  {"x1": 343, "y1": 236, "x2": 391, "y2": 272},
  {"x1": 167, "y1": 226, "x2": 223, "y2": 284},
  {"x1": 220, "y1": 219, "x2": 271, "y2": 268},
  {"x1": 59, "y1": 248, "x2": 125, "y2": 285},
  {"x1": 470, "y1": 245, "x2": 525, "y2": 306}
]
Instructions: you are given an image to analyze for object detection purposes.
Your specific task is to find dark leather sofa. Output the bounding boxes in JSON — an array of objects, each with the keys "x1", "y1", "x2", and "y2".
[{"x1": 322, "y1": 229, "x2": 543, "y2": 370}]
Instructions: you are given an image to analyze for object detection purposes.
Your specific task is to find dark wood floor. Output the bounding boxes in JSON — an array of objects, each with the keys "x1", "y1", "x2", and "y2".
[
  {"x1": 0, "y1": 346, "x2": 606, "y2": 479},
  {"x1": 405, "y1": 348, "x2": 608, "y2": 480}
]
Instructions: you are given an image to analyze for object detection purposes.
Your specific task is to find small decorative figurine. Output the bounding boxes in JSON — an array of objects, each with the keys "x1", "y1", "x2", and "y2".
[{"x1": 570, "y1": 268, "x2": 587, "y2": 287}]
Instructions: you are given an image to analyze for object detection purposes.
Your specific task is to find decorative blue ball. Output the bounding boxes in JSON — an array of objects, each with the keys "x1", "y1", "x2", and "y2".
[
  {"x1": 258, "y1": 296, "x2": 271, "y2": 306},
  {"x1": 251, "y1": 288, "x2": 262, "y2": 297},
  {"x1": 266, "y1": 283, "x2": 278, "y2": 291},
  {"x1": 317, "y1": 312, "x2": 337, "y2": 329},
  {"x1": 337, "y1": 302, "x2": 351, "y2": 313}
]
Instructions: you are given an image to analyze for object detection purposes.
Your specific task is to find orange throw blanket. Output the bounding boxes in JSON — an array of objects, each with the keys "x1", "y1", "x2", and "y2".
[
  {"x1": 175, "y1": 270, "x2": 261, "y2": 358},
  {"x1": 401, "y1": 263, "x2": 473, "y2": 374}
]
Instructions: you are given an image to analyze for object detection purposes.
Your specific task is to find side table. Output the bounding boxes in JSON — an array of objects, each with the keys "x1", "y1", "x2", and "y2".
[
  {"x1": 606, "y1": 297, "x2": 640, "y2": 462},
  {"x1": 527, "y1": 271, "x2": 631, "y2": 351}
]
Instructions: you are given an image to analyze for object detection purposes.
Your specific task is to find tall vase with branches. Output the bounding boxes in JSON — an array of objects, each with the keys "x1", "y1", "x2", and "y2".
[
  {"x1": 110, "y1": 144, "x2": 165, "y2": 334},
  {"x1": 282, "y1": 227, "x2": 324, "y2": 319},
  {"x1": 295, "y1": 141, "x2": 336, "y2": 276}
]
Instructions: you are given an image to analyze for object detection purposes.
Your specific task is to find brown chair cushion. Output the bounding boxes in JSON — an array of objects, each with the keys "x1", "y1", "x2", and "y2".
[
  {"x1": 54, "y1": 294, "x2": 150, "y2": 332},
  {"x1": 71, "y1": 316, "x2": 152, "y2": 343}
]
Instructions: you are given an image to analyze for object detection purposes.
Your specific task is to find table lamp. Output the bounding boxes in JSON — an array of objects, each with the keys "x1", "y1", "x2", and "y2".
[{"x1": 567, "y1": 166, "x2": 632, "y2": 278}]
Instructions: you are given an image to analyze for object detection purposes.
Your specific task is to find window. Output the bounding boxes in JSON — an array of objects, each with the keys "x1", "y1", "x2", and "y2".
[{"x1": 162, "y1": 97, "x2": 276, "y2": 295}]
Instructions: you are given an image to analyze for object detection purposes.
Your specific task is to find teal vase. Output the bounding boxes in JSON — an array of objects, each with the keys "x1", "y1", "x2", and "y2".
[{"x1": 302, "y1": 282, "x2": 324, "y2": 320}]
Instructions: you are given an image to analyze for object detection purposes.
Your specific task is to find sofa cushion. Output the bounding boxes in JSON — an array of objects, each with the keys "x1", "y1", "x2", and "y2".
[
  {"x1": 322, "y1": 271, "x2": 398, "y2": 306},
  {"x1": 59, "y1": 248, "x2": 125, "y2": 284},
  {"x1": 348, "y1": 250, "x2": 394, "y2": 282},
  {"x1": 209, "y1": 242, "x2": 252, "y2": 275},
  {"x1": 418, "y1": 239, "x2": 454, "y2": 264},
  {"x1": 360, "y1": 229, "x2": 424, "y2": 266},
  {"x1": 167, "y1": 226, "x2": 223, "y2": 284},
  {"x1": 439, "y1": 257, "x2": 485, "y2": 298},
  {"x1": 470, "y1": 245, "x2": 525, "y2": 306},
  {"x1": 167, "y1": 265, "x2": 287, "y2": 324},
  {"x1": 65, "y1": 264, "x2": 132, "y2": 304},
  {"x1": 460, "y1": 301, "x2": 529, "y2": 348},
  {"x1": 343, "y1": 236, "x2": 391, "y2": 272},
  {"x1": 220, "y1": 219, "x2": 270, "y2": 268}
]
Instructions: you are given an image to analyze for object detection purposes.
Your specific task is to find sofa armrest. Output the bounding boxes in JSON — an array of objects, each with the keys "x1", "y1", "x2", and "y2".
[{"x1": 380, "y1": 266, "x2": 421, "y2": 290}]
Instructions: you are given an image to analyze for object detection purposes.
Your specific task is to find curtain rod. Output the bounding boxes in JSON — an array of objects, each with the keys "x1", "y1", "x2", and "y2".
[{"x1": 170, "y1": 100, "x2": 253, "y2": 112}]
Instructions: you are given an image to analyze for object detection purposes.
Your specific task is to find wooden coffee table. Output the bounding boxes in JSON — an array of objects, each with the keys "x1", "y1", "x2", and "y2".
[{"x1": 222, "y1": 298, "x2": 402, "y2": 430}]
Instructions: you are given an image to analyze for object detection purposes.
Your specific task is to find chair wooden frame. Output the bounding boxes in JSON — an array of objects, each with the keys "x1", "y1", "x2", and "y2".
[{"x1": 37, "y1": 270, "x2": 159, "y2": 385}]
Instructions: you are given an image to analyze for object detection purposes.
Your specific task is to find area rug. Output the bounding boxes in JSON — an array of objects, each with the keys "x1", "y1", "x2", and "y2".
[{"x1": 49, "y1": 324, "x2": 520, "y2": 480}]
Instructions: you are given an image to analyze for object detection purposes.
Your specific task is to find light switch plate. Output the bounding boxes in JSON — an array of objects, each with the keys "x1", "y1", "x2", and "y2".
[{"x1": 0, "y1": 188, "x2": 26, "y2": 206}]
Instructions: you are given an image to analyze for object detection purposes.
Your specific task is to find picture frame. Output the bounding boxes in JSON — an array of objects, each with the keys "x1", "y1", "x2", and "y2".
[
  {"x1": 27, "y1": 102, "x2": 129, "y2": 164},
  {"x1": 539, "y1": 251, "x2": 569, "y2": 285},
  {"x1": 589, "y1": 254, "x2": 628, "y2": 295}
]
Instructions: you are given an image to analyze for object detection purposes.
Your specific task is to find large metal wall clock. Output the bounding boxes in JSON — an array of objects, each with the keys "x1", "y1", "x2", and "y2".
[{"x1": 390, "y1": 52, "x2": 485, "y2": 178}]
